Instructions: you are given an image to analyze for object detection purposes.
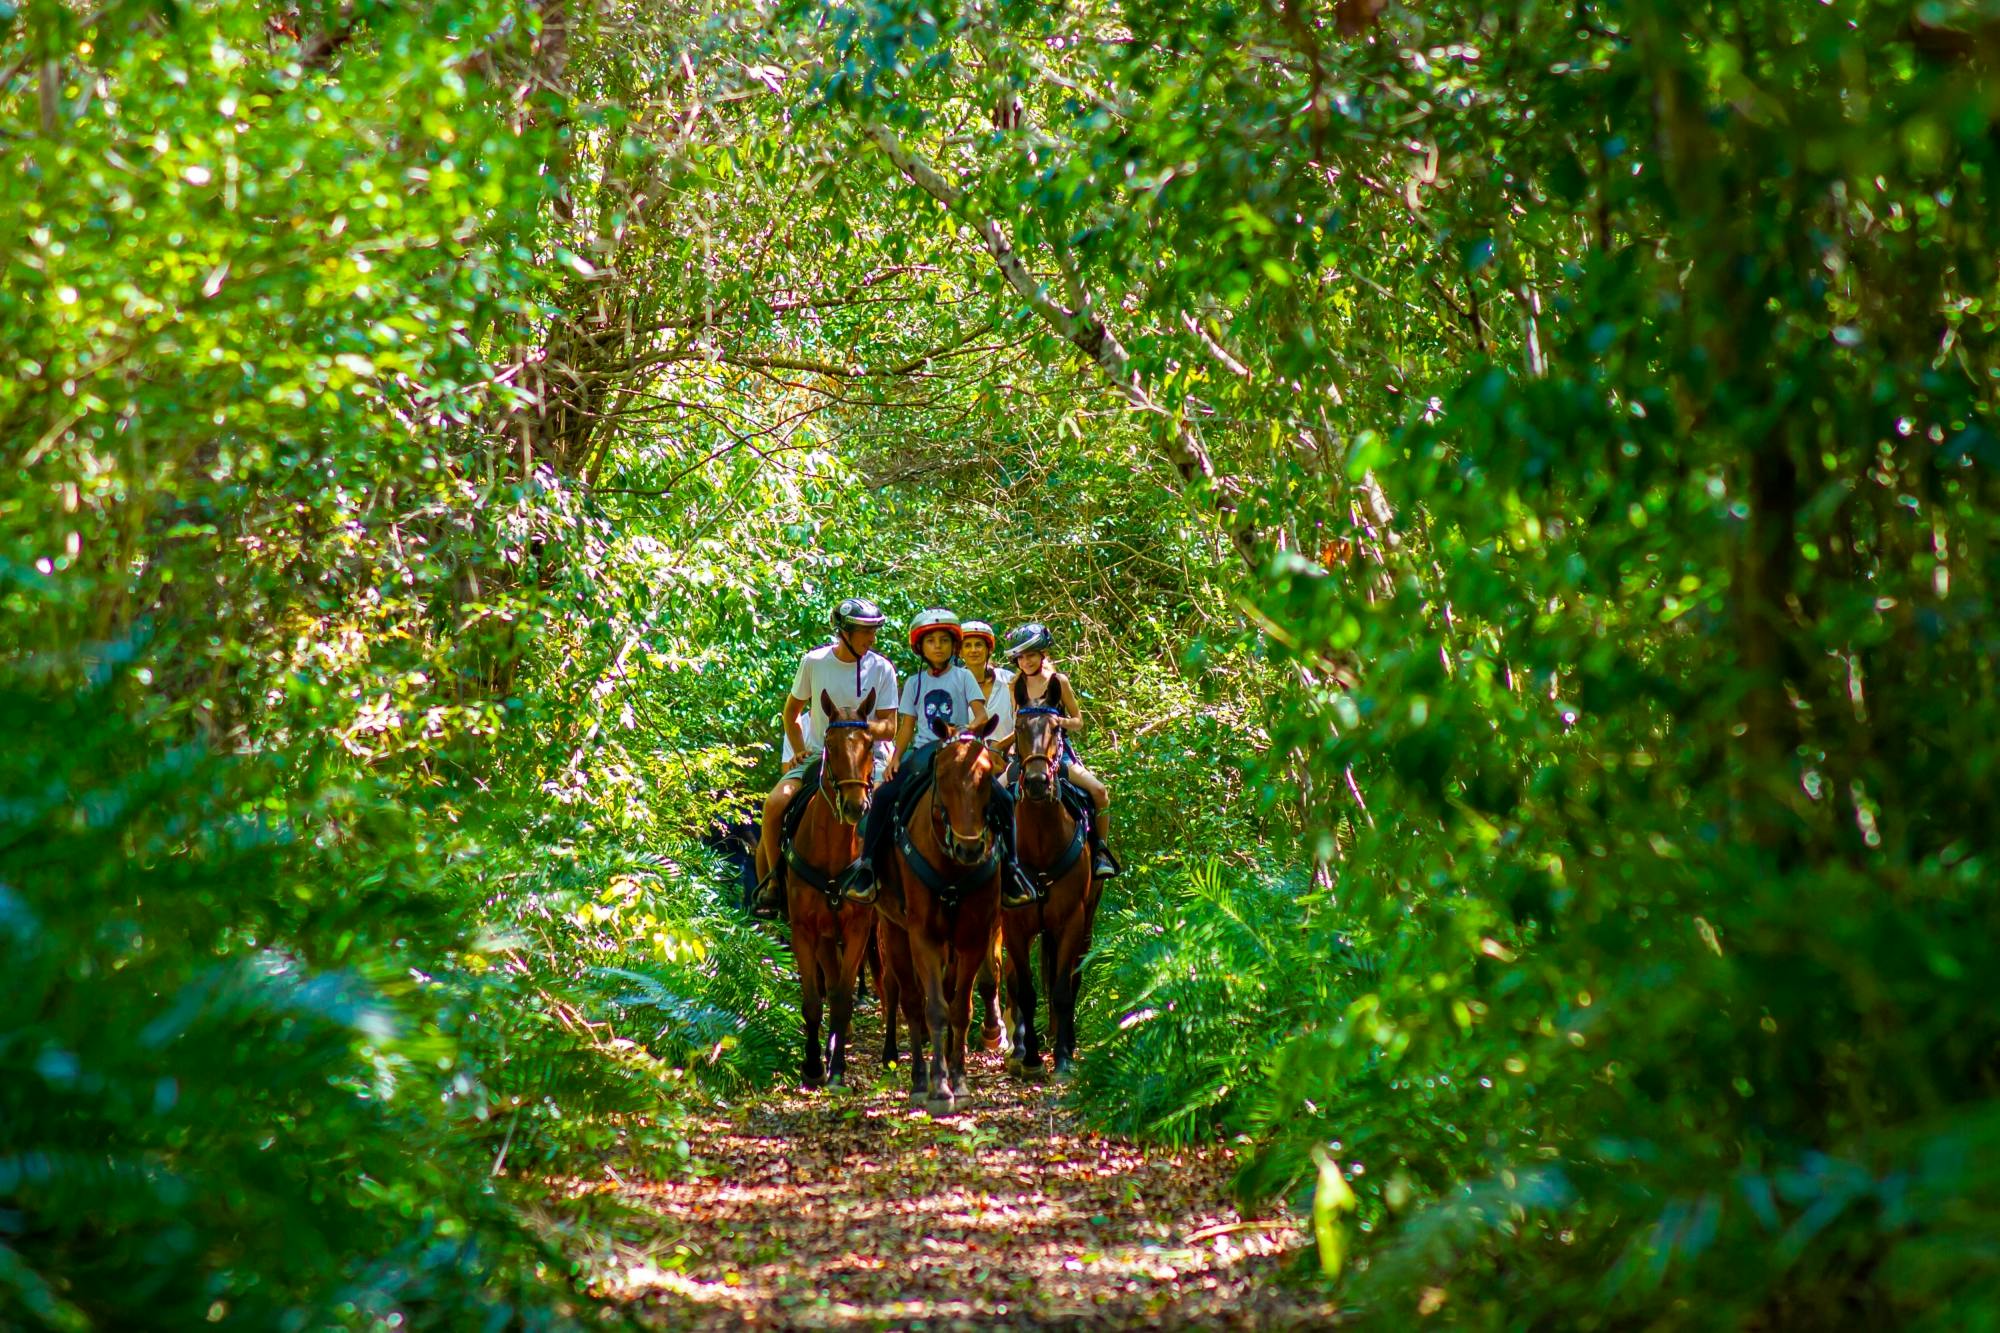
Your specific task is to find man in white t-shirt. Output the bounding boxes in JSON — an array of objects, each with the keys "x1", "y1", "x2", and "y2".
[{"x1": 750, "y1": 597, "x2": 899, "y2": 919}]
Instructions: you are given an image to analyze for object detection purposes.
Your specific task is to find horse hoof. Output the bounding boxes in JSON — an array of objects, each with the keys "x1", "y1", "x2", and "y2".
[
  {"x1": 926, "y1": 1093, "x2": 958, "y2": 1116},
  {"x1": 979, "y1": 1027, "x2": 1003, "y2": 1052},
  {"x1": 801, "y1": 1073, "x2": 826, "y2": 1091}
]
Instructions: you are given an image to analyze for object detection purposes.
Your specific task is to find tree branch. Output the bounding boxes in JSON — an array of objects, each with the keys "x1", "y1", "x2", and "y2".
[{"x1": 859, "y1": 121, "x2": 1257, "y2": 567}]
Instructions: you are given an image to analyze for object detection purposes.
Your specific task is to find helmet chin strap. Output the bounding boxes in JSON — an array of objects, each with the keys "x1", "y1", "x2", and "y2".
[{"x1": 837, "y1": 627, "x2": 863, "y2": 694}]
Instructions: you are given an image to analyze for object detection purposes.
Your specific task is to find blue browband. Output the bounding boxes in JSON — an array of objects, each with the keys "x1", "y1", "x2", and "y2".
[
  {"x1": 825, "y1": 719, "x2": 869, "y2": 731},
  {"x1": 1016, "y1": 706, "x2": 1064, "y2": 718}
]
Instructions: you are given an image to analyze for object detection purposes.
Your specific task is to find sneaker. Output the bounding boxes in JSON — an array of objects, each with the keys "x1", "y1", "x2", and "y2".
[{"x1": 1091, "y1": 844, "x2": 1120, "y2": 880}]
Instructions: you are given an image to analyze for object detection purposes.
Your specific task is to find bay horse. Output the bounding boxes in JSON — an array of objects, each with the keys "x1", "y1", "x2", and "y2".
[
  {"x1": 999, "y1": 702, "x2": 1102, "y2": 1079},
  {"x1": 873, "y1": 713, "x2": 1003, "y2": 1112},
  {"x1": 754, "y1": 688, "x2": 878, "y2": 1088}
]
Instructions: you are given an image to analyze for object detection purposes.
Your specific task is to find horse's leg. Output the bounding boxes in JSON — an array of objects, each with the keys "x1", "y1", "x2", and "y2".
[
  {"x1": 946, "y1": 938, "x2": 982, "y2": 1101},
  {"x1": 875, "y1": 918, "x2": 900, "y2": 1067},
  {"x1": 826, "y1": 909, "x2": 869, "y2": 1087},
  {"x1": 793, "y1": 915, "x2": 826, "y2": 1089},
  {"x1": 1048, "y1": 907, "x2": 1085, "y2": 1074},
  {"x1": 1044, "y1": 924, "x2": 1080, "y2": 1079},
  {"x1": 911, "y1": 928, "x2": 953, "y2": 1111},
  {"x1": 976, "y1": 949, "x2": 1003, "y2": 1052},
  {"x1": 1001, "y1": 922, "x2": 1041, "y2": 1079}
]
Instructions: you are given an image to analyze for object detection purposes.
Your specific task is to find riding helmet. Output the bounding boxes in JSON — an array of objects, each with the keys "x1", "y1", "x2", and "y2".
[
  {"x1": 907, "y1": 607, "x2": 964, "y2": 655},
  {"x1": 830, "y1": 597, "x2": 887, "y2": 631},
  {"x1": 1003, "y1": 621, "x2": 1052, "y2": 660},
  {"x1": 960, "y1": 620, "x2": 997, "y2": 648}
]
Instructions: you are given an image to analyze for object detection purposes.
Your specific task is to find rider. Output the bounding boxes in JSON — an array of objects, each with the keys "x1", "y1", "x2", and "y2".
[
  {"x1": 1004, "y1": 621, "x2": 1119, "y2": 881},
  {"x1": 750, "y1": 597, "x2": 899, "y2": 919},
  {"x1": 841, "y1": 608, "x2": 1018, "y2": 902},
  {"x1": 960, "y1": 620, "x2": 1016, "y2": 754}
]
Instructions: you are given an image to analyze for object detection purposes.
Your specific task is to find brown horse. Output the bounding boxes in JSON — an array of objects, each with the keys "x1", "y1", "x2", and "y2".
[
  {"x1": 754, "y1": 688, "x2": 878, "y2": 1089},
  {"x1": 873, "y1": 713, "x2": 1004, "y2": 1112},
  {"x1": 999, "y1": 701, "x2": 1102, "y2": 1079}
]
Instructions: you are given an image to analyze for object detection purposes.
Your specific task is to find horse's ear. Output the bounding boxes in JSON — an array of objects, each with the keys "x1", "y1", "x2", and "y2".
[
  {"x1": 929, "y1": 715, "x2": 953, "y2": 740},
  {"x1": 820, "y1": 688, "x2": 839, "y2": 721},
  {"x1": 1011, "y1": 673, "x2": 1029, "y2": 707},
  {"x1": 857, "y1": 687, "x2": 877, "y2": 717},
  {"x1": 974, "y1": 712, "x2": 1000, "y2": 740}
]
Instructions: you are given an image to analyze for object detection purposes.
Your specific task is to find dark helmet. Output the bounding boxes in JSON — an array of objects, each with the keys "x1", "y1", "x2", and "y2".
[
  {"x1": 1004, "y1": 622, "x2": 1052, "y2": 660},
  {"x1": 907, "y1": 607, "x2": 963, "y2": 655},
  {"x1": 830, "y1": 597, "x2": 887, "y2": 632},
  {"x1": 960, "y1": 620, "x2": 997, "y2": 649}
]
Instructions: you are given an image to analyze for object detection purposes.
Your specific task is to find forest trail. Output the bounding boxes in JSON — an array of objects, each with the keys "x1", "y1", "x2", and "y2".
[{"x1": 568, "y1": 1005, "x2": 1338, "y2": 1331}]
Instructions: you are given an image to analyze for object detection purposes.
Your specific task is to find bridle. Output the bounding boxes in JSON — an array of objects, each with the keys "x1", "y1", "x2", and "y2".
[
  {"x1": 819, "y1": 717, "x2": 874, "y2": 821},
  {"x1": 931, "y1": 732, "x2": 995, "y2": 864},
  {"x1": 1015, "y1": 705, "x2": 1065, "y2": 800}
]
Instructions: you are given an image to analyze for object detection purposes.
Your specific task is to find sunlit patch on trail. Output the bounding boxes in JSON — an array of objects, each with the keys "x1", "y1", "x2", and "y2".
[{"x1": 554, "y1": 1011, "x2": 1333, "y2": 1329}]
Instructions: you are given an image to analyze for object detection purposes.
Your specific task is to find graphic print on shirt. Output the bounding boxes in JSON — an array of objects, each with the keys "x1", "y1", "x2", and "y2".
[{"x1": 922, "y1": 688, "x2": 955, "y2": 734}]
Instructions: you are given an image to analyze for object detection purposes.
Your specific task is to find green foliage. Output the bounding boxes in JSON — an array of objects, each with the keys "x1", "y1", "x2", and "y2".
[{"x1": 11, "y1": 0, "x2": 2000, "y2": 1327}]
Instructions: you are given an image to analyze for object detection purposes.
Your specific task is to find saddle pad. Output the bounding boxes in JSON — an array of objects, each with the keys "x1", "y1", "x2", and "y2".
[{"x1": 780, "y1": 756, "x2": 822, "y2": 846}]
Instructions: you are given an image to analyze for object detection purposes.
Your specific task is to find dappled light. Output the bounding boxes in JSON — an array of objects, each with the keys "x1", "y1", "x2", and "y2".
[{"x1": 7, "y1": 0, "x2": 1999, "y2": 1329}]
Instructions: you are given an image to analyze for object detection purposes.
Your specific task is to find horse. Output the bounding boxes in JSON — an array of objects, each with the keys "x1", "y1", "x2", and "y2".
[
  {"x1": 873, "y1": 713, "x2": 1004, "y2": 1112},
  {"x1": 999, "y1": 701, "x2": 1102, "y2": 1079},
  {"x1": 753, "y1": 688, "x2": 879, "y2": 1089}
]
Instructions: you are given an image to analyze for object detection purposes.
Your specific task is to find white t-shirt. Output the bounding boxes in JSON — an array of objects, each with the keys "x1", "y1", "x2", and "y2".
[
  {"x1": 787, "y1": 645, "x2": 898, "y2": 762},
  {"x1": 897, "y1": 664, "x2": 984, "y2": 741},
  {"x1": 975, "y1": 666, "x2": 1016, "y2": 746}
]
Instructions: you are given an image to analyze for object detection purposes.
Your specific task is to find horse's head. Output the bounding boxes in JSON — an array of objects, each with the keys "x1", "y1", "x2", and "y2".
[
  {"x1": 1015, "y1": 703, "x2": 1065, "y2": 802},
  {"x1": 929, "y1": 712, "x2": 1001, "y2": 865},
  {"x1": 818, "y1": 687, "x2": 877, "y2": 825}
]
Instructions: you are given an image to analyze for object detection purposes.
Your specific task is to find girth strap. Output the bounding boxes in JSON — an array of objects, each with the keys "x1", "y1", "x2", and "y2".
[
  {"x1": 895, "y1": 819, "x2": 1000, "y2": 908},
  {"x1": 1017, "y1": 807, "x2": 1087, "y2": 892},
  {"x1": 784, "y1": 837, "x2": 860, "y2": 907}
]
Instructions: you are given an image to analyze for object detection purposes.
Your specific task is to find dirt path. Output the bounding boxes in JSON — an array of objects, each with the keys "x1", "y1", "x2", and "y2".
[{"x1": 574, "y1": 1007, "x2": 1337, "y2": 1330}]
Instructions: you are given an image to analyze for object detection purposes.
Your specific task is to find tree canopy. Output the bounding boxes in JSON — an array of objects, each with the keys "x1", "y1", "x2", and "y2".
[{"x1": 5, "y1": 0, "x2": 1999, "y2": 1327}]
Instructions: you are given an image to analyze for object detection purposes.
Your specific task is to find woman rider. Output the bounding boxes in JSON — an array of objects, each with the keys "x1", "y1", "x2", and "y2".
[
  {"x1": 1004, "y1": 621, "x2": 1119, "y2": 881},
  {"x1": 960, "y1": 620, "x2": 1015, "y2": 754},
  {"x1": 749, "y1": 597, "x2": 898, "y2": 920}
]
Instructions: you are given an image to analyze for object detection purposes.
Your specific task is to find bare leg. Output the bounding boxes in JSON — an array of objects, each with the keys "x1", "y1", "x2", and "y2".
[
  {"x1": 1066, "y1": 762, "x2": 1117, "y2": 878},
  {"x1": 755, "y1": 777, "x2": 803, "y2": 913}
]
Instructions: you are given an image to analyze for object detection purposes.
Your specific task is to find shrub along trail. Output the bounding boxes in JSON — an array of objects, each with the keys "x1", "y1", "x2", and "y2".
[{"x1": 566, "y1": 1008, "x2": 1336, "y2": 1330}]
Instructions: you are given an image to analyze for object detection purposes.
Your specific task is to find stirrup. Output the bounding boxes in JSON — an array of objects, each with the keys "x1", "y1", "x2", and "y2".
[
  {"x1": 1001, "y1": 866, "x2": 1041, "y2": 909},
  {"x1": 836, "y1": 860, "x2": 877, "y2": 903},
  {"x1": 749, "y1": 866, "x2": 785, "y2": 919}
]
